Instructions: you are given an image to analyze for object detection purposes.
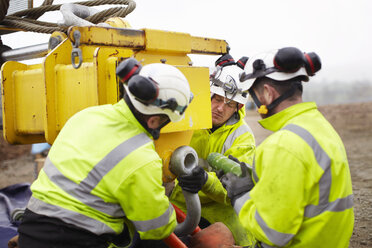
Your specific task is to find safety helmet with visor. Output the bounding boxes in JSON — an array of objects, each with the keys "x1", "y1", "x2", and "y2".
[
  {"x1": 210, "y1": 54, "x2": 249, "y2": 105},
  {"x1": 116, "y1": 58, "x2": 193, "y2": 123}
]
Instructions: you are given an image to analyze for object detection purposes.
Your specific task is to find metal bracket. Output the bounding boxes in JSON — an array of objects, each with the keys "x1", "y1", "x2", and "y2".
[{"x1": 71, "y1": 30, "x2": 83, "y2": 69}]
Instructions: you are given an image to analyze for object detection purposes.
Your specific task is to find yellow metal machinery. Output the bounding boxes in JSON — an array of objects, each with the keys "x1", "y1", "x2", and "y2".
[{"x1": 1, "y1": 24, "x2": 228, "y2": 181}]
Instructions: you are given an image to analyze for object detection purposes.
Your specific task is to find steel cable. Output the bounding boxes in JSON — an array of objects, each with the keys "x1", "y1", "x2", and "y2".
[
  {"x1": 0, "y1": 0, "x2": 136, "y2": 34},
  {"x1": 0, "y1": 0, "x2": 9, "y2": 21}
]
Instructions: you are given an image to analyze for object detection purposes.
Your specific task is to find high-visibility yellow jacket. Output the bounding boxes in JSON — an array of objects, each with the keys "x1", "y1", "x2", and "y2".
[
  {"x1": 234, "y1": 102, "x2": 354, "y2": 247},
  {"x1": 27, "y1": 99, "x2": 177, "y2": 242},
  {"x1": 170, "y1": 107, "x2": 256, "y2": 246}
]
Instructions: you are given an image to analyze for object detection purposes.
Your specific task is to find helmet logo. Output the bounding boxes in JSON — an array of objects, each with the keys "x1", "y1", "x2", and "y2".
[{"x1": 224, "y1": 75, "x2": 237, "y2": 94}]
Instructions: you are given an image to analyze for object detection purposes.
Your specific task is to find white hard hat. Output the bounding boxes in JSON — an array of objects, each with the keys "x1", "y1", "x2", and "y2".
[
  {"x1": 210, "y1": 65, "x2": 248, "y2": 104},
  {"x1": 119, "y1": 61, "x2": 192, "y2": 122},
  {"x1": 239, "y1": 47, "x2": 321, "y2": 91}
]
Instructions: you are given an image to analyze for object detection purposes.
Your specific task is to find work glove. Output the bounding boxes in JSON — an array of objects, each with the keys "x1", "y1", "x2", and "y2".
[
  {"x1": 178, "y1": 166, "x2": 208, "y2": 194},
  {"x1": 215, "y1": 169, "x2": 225, "y2": 179},
  {"x1": 220, "y1": 155, "x2": 254, "y2": 206}
]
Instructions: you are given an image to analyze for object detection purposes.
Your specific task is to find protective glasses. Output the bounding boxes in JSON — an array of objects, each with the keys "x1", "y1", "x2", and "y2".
[{"x1": 153, "y1": 92, "x2": 194, "y2": 115}]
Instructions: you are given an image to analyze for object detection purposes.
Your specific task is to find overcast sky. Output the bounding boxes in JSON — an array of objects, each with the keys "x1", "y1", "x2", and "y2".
[{"x1": 2, "y1": 0, "x2": 372, "y2": 83}]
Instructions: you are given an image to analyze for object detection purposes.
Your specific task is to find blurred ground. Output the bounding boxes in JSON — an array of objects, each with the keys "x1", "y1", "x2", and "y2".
[{"x1": 0, "y1": 101, "x2": 371, "y2": 247}]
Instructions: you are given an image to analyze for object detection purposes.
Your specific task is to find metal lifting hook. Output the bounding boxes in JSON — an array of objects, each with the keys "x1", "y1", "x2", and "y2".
[
  {"x1": 71, "y1": 30, "x2": 83, "y2": 69},
  {"x1": 169, "y1": 146, "x2": 201, "y2": 237}
]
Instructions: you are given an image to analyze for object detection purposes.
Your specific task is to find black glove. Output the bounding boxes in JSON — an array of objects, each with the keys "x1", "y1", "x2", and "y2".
[
  {"x1": 215, "y1": 169, "x2": 225, "y2": 179},
  {"x1": 227, "y1": 155, "x2": 242, "y2": 164},
  {"x1": 178, "y1": 166, "x2": 208, "y2": 194},
  {"x1": 220, "y1": 157, "x2": 254, "y2": 206}
]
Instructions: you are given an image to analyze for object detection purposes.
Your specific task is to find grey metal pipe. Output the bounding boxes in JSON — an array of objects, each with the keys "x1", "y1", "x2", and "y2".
[
  {"x1": 169, "y1": 146, "x2": 201, "y2": 237},
  {"x1": 1, "y1": 43, "x2": 49, "y2": 61}
]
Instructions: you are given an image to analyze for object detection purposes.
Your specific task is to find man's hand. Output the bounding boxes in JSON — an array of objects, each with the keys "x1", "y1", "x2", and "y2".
[
  {"x1": 8, "y1": 235, "x2": 18, "y2": 248},
  {"x1": 215, "y1": 169, "x2": 225, "y2": 179},
  {"x1": 178, "y1": 166, "x2": 208, "y2": 194},
  {"x1": 220, "y1": 157, "x2": 254, "y2": 206}
]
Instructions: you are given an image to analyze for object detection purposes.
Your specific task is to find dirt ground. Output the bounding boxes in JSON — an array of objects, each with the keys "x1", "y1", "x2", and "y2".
[{"x1": 0, "y1": 101, "x2": 371, "y2": 247}]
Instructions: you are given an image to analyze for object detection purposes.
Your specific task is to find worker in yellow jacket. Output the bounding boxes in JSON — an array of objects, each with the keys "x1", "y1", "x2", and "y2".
[
  {"x1": 221, "y1": 47, "x2": 354, "y2": 247},
  {"x1": 170, "y1": 54, "x2": 256, "y2": 246},
  {"x1": 17, "y1": 59, "x2": 206, "y2": 248}
]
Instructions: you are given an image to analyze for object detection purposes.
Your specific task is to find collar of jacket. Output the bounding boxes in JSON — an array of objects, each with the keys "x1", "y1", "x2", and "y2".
[
  {"x1": 114, "y1": 99, "x2": 153, "y2": 138},
  {"x1": 258, "y1": 102, "x2": 317, "y2": 132}
]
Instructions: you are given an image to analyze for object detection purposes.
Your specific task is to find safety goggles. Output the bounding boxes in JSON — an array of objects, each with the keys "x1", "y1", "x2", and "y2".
[{"x1": 153, "y1": 92, "x2": 194, "y2": 115}]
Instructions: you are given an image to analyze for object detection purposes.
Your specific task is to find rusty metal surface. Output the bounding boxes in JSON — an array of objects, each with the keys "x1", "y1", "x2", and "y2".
[{"x1": 67, "y1": 26, "x2": 228, "y2": 55}]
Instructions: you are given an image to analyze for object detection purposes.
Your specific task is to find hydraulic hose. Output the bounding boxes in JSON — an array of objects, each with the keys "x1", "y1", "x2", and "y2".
[
  {"x1": 169, "y1": 146, "x2": 201, "y2": 237},
  {"x1": 207, "y1": 152, "x2": 252, "y2": 177}
]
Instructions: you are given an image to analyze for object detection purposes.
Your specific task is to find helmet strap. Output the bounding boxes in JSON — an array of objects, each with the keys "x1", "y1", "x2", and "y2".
[
  {"x1": 150, "y1": 129, "x2": 160, "y2": 140},
  {"x1": 249, "y1": 82, "x2": 300, "y2": 115},
  {"x1": 234, "y1": 103, "x2": 239, "y2": 119},
  {"x1": 248, "y1": 88, "x2": 268, "y2": 114},
  {"x1": 154, "y1": 118, "x2": 170, "y2": 139},
  {"x1": 124, "y1": 94, "x2": 162, "y2": 140}
]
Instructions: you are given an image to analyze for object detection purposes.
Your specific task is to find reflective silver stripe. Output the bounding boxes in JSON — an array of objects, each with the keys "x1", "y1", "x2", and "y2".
[
  {"x1": 283, "y1": 124, "x2": 331, "y2": 205},
  {"x1": 226, "y1": 114, "x2": 240, "y2": 126},
  {"x1": 132, "y1": 204, "x2": 174, "y2": 232},
  {"x1": 261, "y1": 242, "x2": 276, "y2": 248},
  {"x1": 256, "y1": 211, "x2": 294, "y2": 247},
  {"x1": 234, "y1": 191, "x2": 251, "y2": 215},
  {"x1": 44, "y1": 158, "x2": 124, "y2": 217},
  {"x1": 232, "y1": 174, "x2": 295, "y2": 247},
  {"x1": 79, "y1": 133, "x2": 152, "y2": 192},
  {"x1": 27, "y1": 196, "x2": 116, "y2": 235},
  {"x1": 252, "y1": 158, "x2": 259, "y2": 183},
  {"x1": 305, "y1": 194, "x2": 354, "y2": 218},
  {"x1": 282, "y1": 124, "x2": 353, "y2": 217},
  {"x1": 43, "y1": 133, "x2": 152, "y2": 217},
  {"x1": 222, "y1": 124, "x2": 252, "y2": 154},
  {"x1": 253, "y1": 124, "x2": 354, "y2": 246}
]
